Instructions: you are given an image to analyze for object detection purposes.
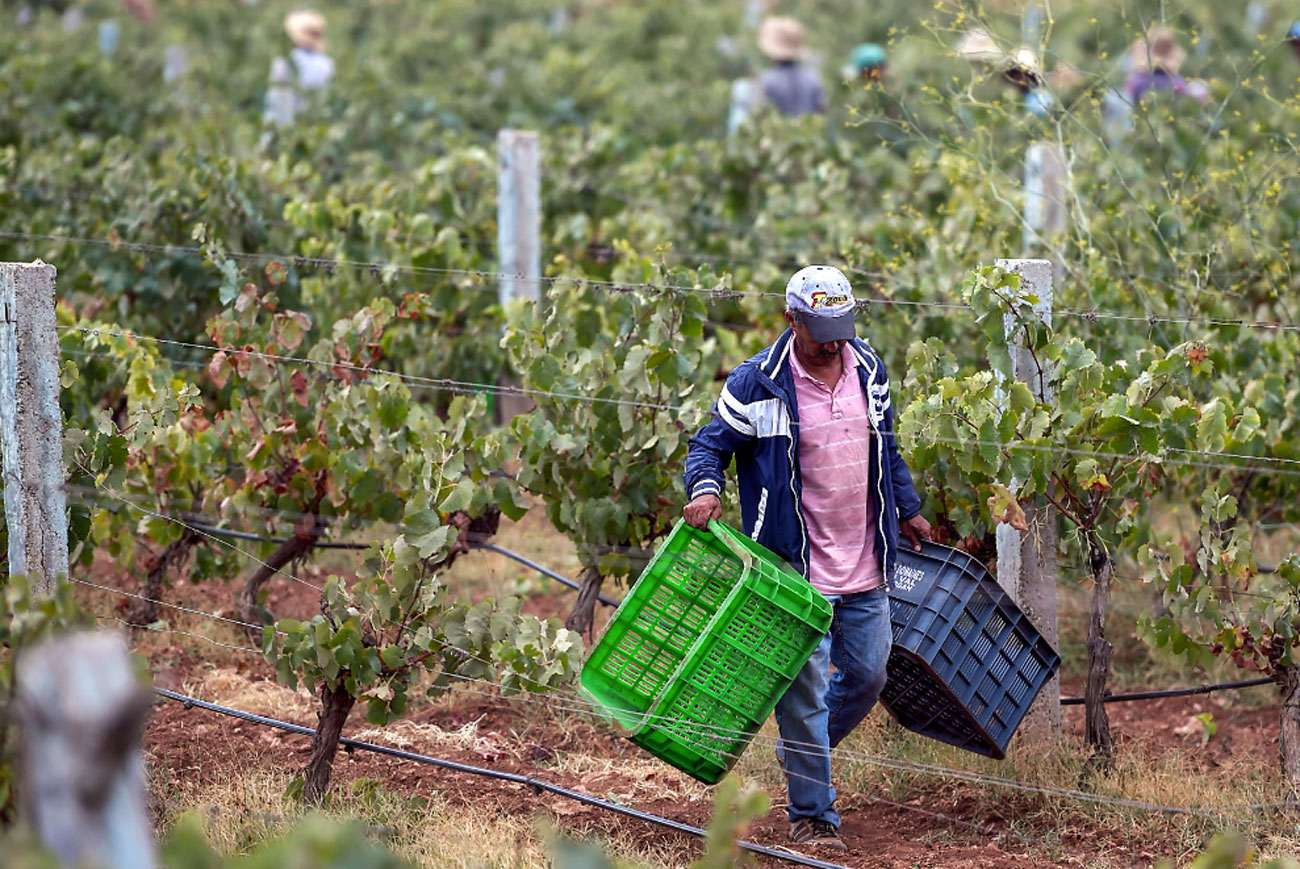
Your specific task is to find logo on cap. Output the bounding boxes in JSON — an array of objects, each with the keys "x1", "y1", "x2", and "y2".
[{"x1": 810, "y1": 291, "x2": 850, "y2": 310}]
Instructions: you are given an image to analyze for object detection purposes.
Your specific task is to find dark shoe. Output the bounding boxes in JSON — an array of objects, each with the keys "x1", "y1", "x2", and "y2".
[{"x1": 789, "y1": 818, "x2": 848, "y2": 852}]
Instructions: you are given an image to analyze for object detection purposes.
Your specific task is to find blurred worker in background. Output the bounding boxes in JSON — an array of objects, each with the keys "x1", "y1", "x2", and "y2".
[
  {"x1": 283, "y1": 9, "x2": 334, "y2": 92},
  {"x1": 955, "y1": 26, "x2": 1003, "y2": 67},
  {"x1": 1288, "y1": 21, "x2": 1300, "y2": 61},
  {"x1": 264, "y1": 10, "x2": 334, "y2": 131},
  {"x1": 757, "y1": 16, "x2": 825, "y2": 117},
  {"x1": 843, "y1": 42, "x2": 887, "y2": 83},
  {"x1": 956, "y1": 30, "x2": 1063, "y2": 119},
  {"x1": 1123, "y1": 27, "x2": 1209, "y2": 105},
  {"x1": 683, "y1": 265, "x2": 931, "y2": 853},
  {"x1": 1001, "y1": 47, "x2": 1057, "y2": 117}
]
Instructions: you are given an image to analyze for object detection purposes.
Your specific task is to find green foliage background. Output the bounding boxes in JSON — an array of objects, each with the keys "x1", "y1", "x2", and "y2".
[{"x1": 4, "y1": 0, "x2": 1300, "y2": 857}]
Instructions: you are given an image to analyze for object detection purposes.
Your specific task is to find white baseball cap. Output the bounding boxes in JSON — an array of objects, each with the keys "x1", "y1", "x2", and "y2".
[{"x1": 785, "y1": 265, "x2": 857, "y2": 343}]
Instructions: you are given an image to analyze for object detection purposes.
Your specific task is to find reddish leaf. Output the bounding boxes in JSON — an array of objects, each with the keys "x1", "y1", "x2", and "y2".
[
  {"x1": 208, "y1": 350, "x2": 229, "y2": 389},
  {"x1": 265, "y1": 260, "x2": 287, "y2": 286},
  {"x1": 291, "y1": 369, "x2": 309, "y2": 407},
  {"x1": 246, "y1": 438, "x2": 266, "y2": 462},
  {"x1": 234, "y1": 283, "x2": 259, "y2": 313}
]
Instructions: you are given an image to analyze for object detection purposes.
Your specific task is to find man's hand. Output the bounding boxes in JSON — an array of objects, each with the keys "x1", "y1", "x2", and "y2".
[
  {"x1": 900, "y1": 514, "x2": 932, "y2": 551},
  {"x1": 683, "y1": 493, "x2": 722, "y2": 529}
]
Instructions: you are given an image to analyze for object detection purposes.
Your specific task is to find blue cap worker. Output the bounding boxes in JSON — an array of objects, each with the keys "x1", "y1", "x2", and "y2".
[
  {"x1": 1289, "y1": 21, "x2": 1300, "y2": 60},
  {"x1": 845, "y1": 42, "x2": 887, "y2": 82}
]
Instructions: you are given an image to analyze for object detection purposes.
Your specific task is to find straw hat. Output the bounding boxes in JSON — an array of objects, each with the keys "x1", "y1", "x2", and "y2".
[
  {"x1": 1003, "y1": 47, "x2": 1042, "y2": 77},
  {"x1": 1128, "y1": 27, "x2": 1186, "y2": 73},
  {"x1": 284, "y1": 9, "x2": 327, "y2": 53},
  {"x1": 758, "y1": 16, "x2": 806, "y2": 62},
  {"x1": 996, "y1": 46, "x2": 1045, "y2": 89},
  {"x1": 955, "y1": 28, "x2": 1002, "y2": 64}
]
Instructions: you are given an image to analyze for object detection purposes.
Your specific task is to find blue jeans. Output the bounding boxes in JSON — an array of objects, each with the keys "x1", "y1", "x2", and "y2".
[{"x1": 773, "y1": 586, "x2": 892, "y2": 827}]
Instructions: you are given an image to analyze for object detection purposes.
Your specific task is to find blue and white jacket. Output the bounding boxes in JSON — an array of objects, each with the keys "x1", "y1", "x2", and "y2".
[{"x1": 683, "y1": 329, "x2": 922, "y2": 582}]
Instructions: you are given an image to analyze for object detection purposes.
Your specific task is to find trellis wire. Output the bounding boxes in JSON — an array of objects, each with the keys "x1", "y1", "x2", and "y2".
[
  {"x1": 93, "y1": 613, "x2": 264, "y2": 655},
  {"x1": 58, "y1": 324, "x2": 1300, "y2": 478},
  {"x1": 9, "y1": 227, "x2": 1300, "y2": 331},
  {"x1": 74, "y1": 576, "x2": 288, "y2": 636}
]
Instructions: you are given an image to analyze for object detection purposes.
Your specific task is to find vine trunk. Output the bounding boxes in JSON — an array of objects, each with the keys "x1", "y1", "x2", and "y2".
[
  {"x1": 1085, "y1": 535, "x2": 1115, "y2": 763},
  {"x1": 565, "y1": 565, "x2": 605, "y2": 637},
  {"x1": 1279, "y1": 663, "x2": 1300, "y2": 795},
  {"x1": 236, "y1": 513, "x2": 326, "y2": 632},
  {"x1": 302, "y1": 681, "x2": 356, "y2": 804},
  {"x1": 126, "y1": 528, "x2": 199, "y2": 630}
]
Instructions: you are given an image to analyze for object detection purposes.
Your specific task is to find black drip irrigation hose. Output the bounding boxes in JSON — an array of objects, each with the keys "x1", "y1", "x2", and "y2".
[
  {"x1": 1058, "y1": 677, "x2": 1274, "y2": 706},
  {"x1": 183, "y1": 520, "x2": 371, "y2": 550},
  {"x1": 153, "y1": 688, "x2": 853, "y2": 869},
  {"x1": 469, "y1": 542, "x2": 620, "y2": 608}
]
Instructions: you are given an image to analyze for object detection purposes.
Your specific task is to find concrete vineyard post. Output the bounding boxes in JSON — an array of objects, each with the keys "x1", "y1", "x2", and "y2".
[
  {"x1": 264, "y1": 57, "x2": 297, "y2": 129},
  {"x1": 497, "y1": 129, "x2": 541, "y2": 422},
  {"x1": 1021, "y1": 2, "x2": 1045, "y2": 46},
  {"x1": 497, "y1": 129, "x2": 541, "y2": 310},
  {"x1": 993, "y1": 257, "x2": 1061, "y2": 746},
  {"x1": 17, "y1": 632, "x2": 155, "y2": 868},
  {"x1": 163, "y1": 44, "x2": 189, "y2": 83},
  {"x1": 0, "y1": 261, "x2": 69, "y2": 596},
  {"x1": 98, "y1": 19, "x2": 119, "y2": 56},
  {"x1": 1022, "y1": 141, "x2": 1067, "y2": 286},
  {"x1": 727, "y1": 78, "x2": 755, "y2": 138}
]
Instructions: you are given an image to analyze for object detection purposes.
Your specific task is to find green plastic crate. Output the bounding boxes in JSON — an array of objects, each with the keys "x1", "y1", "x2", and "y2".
[{"x1": 579, "y1": 519, "x2": 832, "y2": 784}]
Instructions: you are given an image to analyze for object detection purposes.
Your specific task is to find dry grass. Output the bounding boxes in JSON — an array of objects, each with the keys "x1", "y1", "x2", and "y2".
[
  {"x1": 821, "y1": 710, "x2": 1300, "y2": 865},
  {"x1": 183, "y1": 667, "x2": 317, "y2": 723},
  {"x1": 351, "y1": 719, "x2": 507, "y2": 755},
  {"x1": 155, "y1": 768, "x2": 673, "y2": 868},
  {"x1": 538, "y1": 750, "x2": 716, "y2": 806}
]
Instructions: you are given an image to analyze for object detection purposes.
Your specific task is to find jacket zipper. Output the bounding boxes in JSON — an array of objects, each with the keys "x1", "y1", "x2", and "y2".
[
  {"x1": 876, "y1": 419, "x2": 889, "y2": 587},
  {"x1": 788, "y1": 432, "x2": 808, "y2": 577},
  {"x1": 861, "y1": 344, "x2": 890, "y2": 585},
  {"x1": 761, "y1": 330, "x2": 809, "y2": 578}
]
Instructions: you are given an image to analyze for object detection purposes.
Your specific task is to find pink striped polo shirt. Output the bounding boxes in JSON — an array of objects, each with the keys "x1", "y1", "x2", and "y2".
[{"x1": 789, "y1": 345, "x2": 883, "y2": 594}]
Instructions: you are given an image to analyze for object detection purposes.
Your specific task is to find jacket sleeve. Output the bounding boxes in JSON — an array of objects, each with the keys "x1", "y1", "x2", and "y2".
[
  {"x1": 878, "y1": 360, "x2": 923, "y2": 521},
  {"x1": 683, "y1": 373, "x2": 757, "y2": 502}
]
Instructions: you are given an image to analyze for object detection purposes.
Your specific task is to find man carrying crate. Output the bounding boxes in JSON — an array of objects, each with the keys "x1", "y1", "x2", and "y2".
[{"x1": 683, "y1": 264, "x2": 931, "y2": 852}]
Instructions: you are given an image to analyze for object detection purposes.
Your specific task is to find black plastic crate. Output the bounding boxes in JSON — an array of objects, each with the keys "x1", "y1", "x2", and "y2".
[{"x1": 881, "y1": 542, "x2": 1060, "y2": 759}]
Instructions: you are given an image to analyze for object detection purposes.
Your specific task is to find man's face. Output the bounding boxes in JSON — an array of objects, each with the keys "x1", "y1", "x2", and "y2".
[{"x1": 785, "y1": 312, "x2": 847, "y2": 364}]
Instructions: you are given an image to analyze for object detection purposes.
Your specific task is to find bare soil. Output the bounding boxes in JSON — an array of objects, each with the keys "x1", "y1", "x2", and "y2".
[{"x1": 102, "y1": 547, "x2": 1285, "y2": 868}]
